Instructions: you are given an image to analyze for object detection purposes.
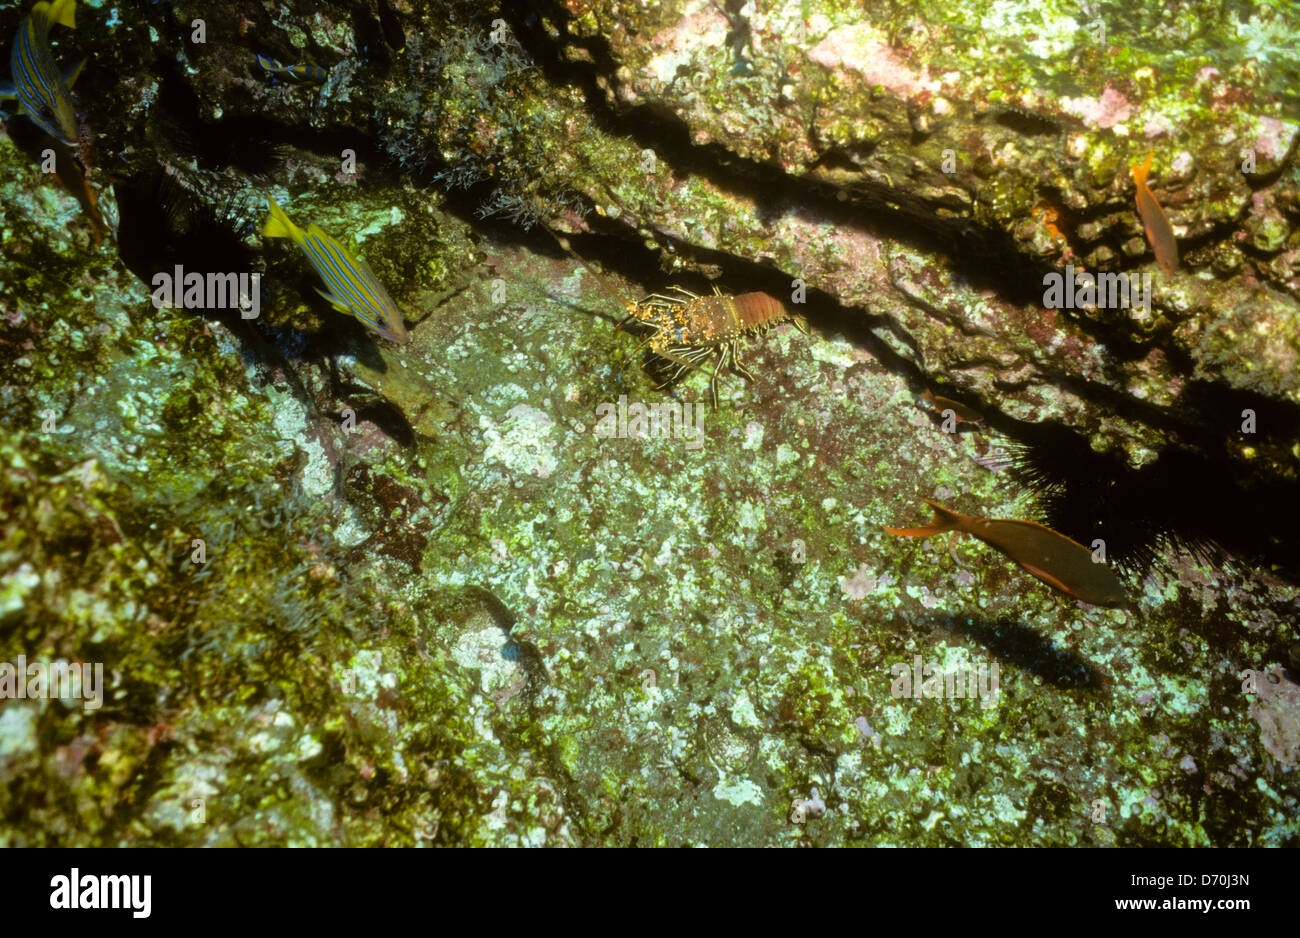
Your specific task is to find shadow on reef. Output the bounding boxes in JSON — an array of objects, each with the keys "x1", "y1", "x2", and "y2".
[
  {"x1": 115, "y1": 165, "x2": 259, "y2": 294},
  {"x1": 147, "y1": 54, "x2": 389, "y2": 179},
  {"x1": 917, "y1": 610, "x2": 1105, "y2": 691}
]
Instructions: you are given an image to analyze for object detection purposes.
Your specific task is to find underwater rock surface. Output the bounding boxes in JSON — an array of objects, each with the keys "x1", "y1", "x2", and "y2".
[{"x1": 0, "y1": 0, "x2": 1298, "y2": 845}]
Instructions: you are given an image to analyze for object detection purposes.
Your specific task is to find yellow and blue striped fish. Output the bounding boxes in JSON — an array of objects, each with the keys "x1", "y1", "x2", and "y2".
[
  {"x1": 262, "y1": 197, "x2": 409, "y2": 345},
  {"x1": 0, "y1": 0, "x2": 84, "y2": 145},
  {"x1": 255, "y1": 54, "x2": 327, "y2": 86}
]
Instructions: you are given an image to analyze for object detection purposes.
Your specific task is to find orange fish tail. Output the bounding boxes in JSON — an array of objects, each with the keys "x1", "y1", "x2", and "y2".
[
  {"x1": 882, "y1": 499, "x2": 965, "y2": 538},
  {"x1": 1131, "y1": 149, "x2": 1153, "y2": 187}
]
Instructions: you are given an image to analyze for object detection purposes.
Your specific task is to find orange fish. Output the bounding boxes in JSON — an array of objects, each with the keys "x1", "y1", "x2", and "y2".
[
  {"x1": 1131, "y1": 151, "x2": 1177, "y2": 274},
  {"x1": 920, "y1": 388, "x2": 983, "y2": 425},
  {"x1": 1032, "y1": 199, "x2": 1066, "y2": 243},
  {"x1": 883, "y1": 499, "x2": 1136, "y2": 612}
]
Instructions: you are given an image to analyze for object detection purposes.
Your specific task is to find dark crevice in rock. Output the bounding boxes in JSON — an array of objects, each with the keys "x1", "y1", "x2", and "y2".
[{"x1": 154, "y1": 66, "x2": 388, "y2": 177}]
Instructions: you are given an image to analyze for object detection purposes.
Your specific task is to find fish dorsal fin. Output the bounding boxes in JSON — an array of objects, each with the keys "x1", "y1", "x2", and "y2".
[
  {"x1": 981, "y1": 517, "x2": 1093, "y2": 553},
  {"x1": 306, "y1": 223, "x2": 364, "y2": 270},
  {"x1": 348, "y1": 252, "x2": 385, "y2": 289},
  {"x1": 304, "y1": 222, "x2": 341, "y2": 249}
]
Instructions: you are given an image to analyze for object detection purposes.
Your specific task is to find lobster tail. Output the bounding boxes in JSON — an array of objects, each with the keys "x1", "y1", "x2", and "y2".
[{"x1": 732, "y1": 292, "x2": 785, "y2": 330}]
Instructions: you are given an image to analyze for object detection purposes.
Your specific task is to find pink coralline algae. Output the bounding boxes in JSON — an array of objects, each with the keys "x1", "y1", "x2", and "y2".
[
  {"x1": 807, "y1": 25, "x2": 936, "y2": 98},
  {"x1": 643, "y1": 8, "x2": 730, "y2": 86},
  {"x1": 1253, "y1": 116, "x2": 1297, "y2": 164},
  {"x1": 648, "y1": 8, "x2": 729, "y2": 55},
  {"x1": 1060, "y1": 85, "x2": 1132, "y2": 130}
]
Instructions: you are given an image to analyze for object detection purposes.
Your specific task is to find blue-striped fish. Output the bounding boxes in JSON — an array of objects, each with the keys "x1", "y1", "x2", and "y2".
[
  {"x1": 255, "y1": 54, "x2": 327, "y2": 86},
  {"x1": 0, "y1": 0, "x2": 84, "y2": 145},
  {"x1": 262, "y1": 197, "x2": 409, "y2": 345}
]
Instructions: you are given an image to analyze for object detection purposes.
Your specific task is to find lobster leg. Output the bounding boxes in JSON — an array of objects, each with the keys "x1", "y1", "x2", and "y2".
[
  {"x1": 653, "y1": 345, "x2": 722, "y2": 401},
  {"x1": 728, "y1": 342, "x2": 756, "y2": 383},
  {"x1": 709, "y1": 344, "x2": 730, "y2": 407}
]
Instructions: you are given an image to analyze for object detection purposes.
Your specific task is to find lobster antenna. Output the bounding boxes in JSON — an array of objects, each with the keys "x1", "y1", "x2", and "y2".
[{"x1": 536, "y1": 222, "x2": 640, "y2": 328}]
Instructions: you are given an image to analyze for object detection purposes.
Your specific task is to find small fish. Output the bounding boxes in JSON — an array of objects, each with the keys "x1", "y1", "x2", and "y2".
[
  {"x1": 883, "y1": 498, "x2": 1136, "y2": 612},
  {"x1": 255, "y1": 54, "x2": 327, "y2": 86},
  {"x1": 1032, "y1": 199, "x2": 1065, "y2": 243},
  {"x1": 0, "y1": 0, "x2": 84, "y2": 145},
  {"x1": 920, "y1": 388, "x2": 983, "y2": 425},
  {"x1": 261, "y1": 197, "x2": 409, "y2": 344},
  {"x1": 1131, "y1": 150, "x2": 1178, "y2": 275}
]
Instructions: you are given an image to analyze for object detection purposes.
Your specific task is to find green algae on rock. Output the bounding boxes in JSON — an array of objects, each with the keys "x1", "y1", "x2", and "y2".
[{"x1": 1, "y1": 0, "x2": 1298, "y2": 850}]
